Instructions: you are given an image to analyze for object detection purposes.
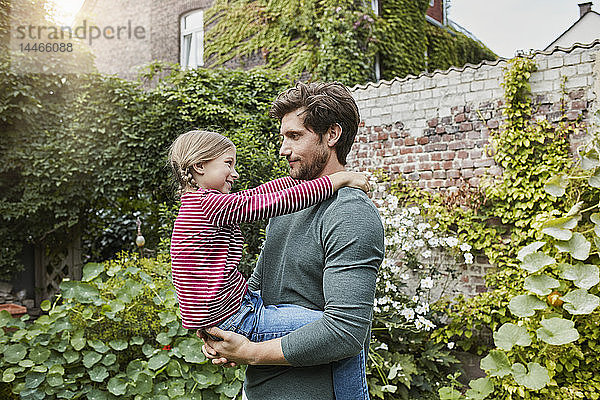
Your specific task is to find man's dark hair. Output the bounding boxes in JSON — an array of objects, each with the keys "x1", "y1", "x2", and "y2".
[{"x1": 269, "y1": 82, "x2": 360, "y2": 165}]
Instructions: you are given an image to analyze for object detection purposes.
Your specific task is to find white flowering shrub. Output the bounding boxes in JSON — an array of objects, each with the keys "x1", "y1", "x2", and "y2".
[{"x1": 367, "y1": 175, "x2": 470, "y2": 399}]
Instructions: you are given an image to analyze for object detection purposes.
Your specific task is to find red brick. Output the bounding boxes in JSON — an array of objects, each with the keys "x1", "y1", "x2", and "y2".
[
  {"x1": 454, "y1": 113, "x2": 466, "y2": 123},
  {"x1": 448, "y1": 141, "x2": 466, "y2": 150},
  {"x1": 442, "y1": 161, "x2": 453, "y2": 169},
  {"x1": 430, "y1": 180, "x2": 443, "y2": 188},
  {"x1": 569, "y1": 89, "x2": 584, "y2": 100},
  {"x1": 442, "y1": 151, "x2": 456, "y2": 160},
  {"x1": 474, "y1": 158, "x2": 494, "y2": 168},
  {"x1": 469, "y1": 177, "x2": 480, "y2": 186},
  {"x1": 369, "y1": 134, "x2": 378, "y2": 141},
  {"x1": 378, "y1": 132, "x2": 389, "y2": 140},
  {"x1": 405, "y1": 137, "x2": 416, "y2": 146},
  {"x1": 418, "y1": 154, "x2": 430, "y2": 162},
  {"x1": 390, "y1": 131, "x2": 399, "y2": 139},
  {"x1": 469, "y1": 149, "x2": 483, "y2": 158},
  {"x1": 447, "y1": 169, "x2": 461, "y2": 179},
  {"x1": 428, "y1": 118, "x2": 438, "y2": 127},
  {"x1": 457, "y1": 150, "x2": 469, "y2": 159},
  {"x1": 420, "y1": 171, "x2": 432, "y2": 179},
  {"x1": 403, "y1": 164, "x2": 415, "y2": 173},
  {"x1": 419, "y1": 162, "x2": 432, "y2": 170},
  {"x1": 433, "y1": 143, "x2": 448, "y2": 151},
  {"x1": 406, "y1": 155, "x2": 415, "y2": 163},
  {"x1": 376, "y1": 150, "x2": 384, "y2": 156},
  {"x1": 461, "y1": 159, "x2": 475, "y2": 168},
  {"x1": 431, "y1": 153, "x2": 442, "y2": 161},
  {"x1": 467, "y1": 131, "x2": 481, "y2": 140},
  {"x1": 433, "y1": 170, "x2": 446, "y2": 179},
  {"x1": 400, "y1": 147, "x2": 414, "y2": 154},
  {"x1": 462, "y1": 169, "x2": 474, "y2": 178},
  {"x1": 459, "y1": 122, "x2": 473, "y2": 132},
  {"x1": 417, "y1": 137, "x2": 429, "y2": 145},
  {"x1": 572, "y1": 100, "x2": 586, "y2": 110},
  {"x1": 391, "y1": 165, "x2": 400, "y2": 172},
  {"x1": 435, "y1": 125, "x2": 446, "y2": 134},
  {"x1": 374, "y1": 126, "x2": 383, "y2": 132},
  {"x1": 474, "y1": 168, "x2": 486, "y2": 176},
  {"x1": 452, "y1": 106, "x2": 465, "y2": 114},
  {"x1": 442, "y1": 134, "x2": 455, "y2": 142},
  {"x1": 487, "y1": 120, "x2": 499, "y2": 129}
]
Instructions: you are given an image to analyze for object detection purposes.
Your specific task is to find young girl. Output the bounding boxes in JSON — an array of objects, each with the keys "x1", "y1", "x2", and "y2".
[{"x1": 169, "y1": 130, "x2": 370, "y2": 400}]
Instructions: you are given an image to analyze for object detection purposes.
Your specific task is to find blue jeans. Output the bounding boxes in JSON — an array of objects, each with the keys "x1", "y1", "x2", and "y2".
[{"x1": 216, "y1": 289, "x2": 369, "y2": 400}]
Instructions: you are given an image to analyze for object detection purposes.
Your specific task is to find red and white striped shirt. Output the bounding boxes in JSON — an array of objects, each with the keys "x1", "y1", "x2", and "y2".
[{"x1": 170, "y1": 176, "x2": 334, "y2": 329}]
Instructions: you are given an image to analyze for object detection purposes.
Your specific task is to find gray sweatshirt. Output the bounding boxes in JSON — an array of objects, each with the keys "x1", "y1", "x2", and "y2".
[{"x1": 245, "y1": 187, "x2": 385, "y2": 400}]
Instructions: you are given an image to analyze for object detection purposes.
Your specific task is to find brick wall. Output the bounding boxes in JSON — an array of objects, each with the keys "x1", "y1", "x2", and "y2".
[{"x1": 351, "y1": 41, "x2": 600, "y2": 296}]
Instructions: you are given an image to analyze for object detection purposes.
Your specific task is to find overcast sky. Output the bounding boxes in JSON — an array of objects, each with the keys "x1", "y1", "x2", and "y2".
[{"x1": 449, "y1": 0, "x2": 597, "y2": 58}]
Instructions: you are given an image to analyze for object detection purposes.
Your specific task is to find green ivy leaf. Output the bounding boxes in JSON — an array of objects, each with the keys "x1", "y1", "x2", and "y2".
[
  {"x1": 561, "y1": 289, "x2": 600, "y2": 315},
  {"x1": 109, "y1": 339, "x2": 128, "y2": 351},
  {"x1": 148, "y1": 352, "x2": 170, "y2": 370},
  {"x1": 465, "y1": 377, "x2": 494, "y2": 400},
  {"x1": 63, "y1": 350, "x2": 79, "y2": 364},
  {"x1": 517, "y1": 241, "x2": 546, "y2": 261},
  {"x1": 4, "y1": 344, "x2": 27, "y2": 363},
  {"x1": 60, "y1": 281, "x2": 101, "y2": 305},
  {"x1": 130, "y1": 336, "x2": 144, "y2": 346},
  {"x1": 46, "y1": 373, "x2": 64, "y2": 387},
  {"x1": 40, "y1": 300, "x2": 51, "y2": 312},
  {"x1": 0, "y1": 310, "x2": 13, "y2": 327},
  {"x1": 581, "y1": 148, "x2": 600, "y2": 170},
  {"x1": 524, "y1": 274, "x2": 559, "y2": 296},
  {"x1": 520, "y1": 252, "x2": 555, "y2": 273},
  {"x1": 132, "y1": 372, "x2": 153, "y2": 394},
  {"x1": 102, "y1": 353, "x2": 117, "y2": 366},
  {"x1": 508, "y1": 295, "x2": 547, "y2": 317},
  {"x1": 544, "y1": 175, "x2": 567, "y2": 197},
  {"x1": 555, "y1": 233, "x2": 591, "y2": 260},
  {"x1": 177, "y1": 338, "x2": 207, "y2": 364},
  {"x1": 215, "y1": 380, "x2": 242, "y2": 398},
  {"x1": 536, "y1": 317, "x2": 580, "y2": 345},
  {"x1": 88, "y1": 364, "x2": 109, "y2": 382},
  {"x1": 28, "y1": 347, "x2": 51, "y2": 363},
  {"x1": 439, "y1": 387, "x2": 463, "y2": 400},
  {"x1": 82, "y1": 263, "x2": 104, "y2": 282},
  {"x1": 589, "y1": 169, "x2": 600, "y2": 188},
  {"x1": 511, "y1": 362, "x2": 550, "y2": 390},
  {"x1": 24, "y1": 371, "x2": 45, "y2": 389},
  {"x1": 480, "y1": 350, "x2": 511, "y2": 377},
  {"x1": 2, "y1": 368, "x2": 16, "y2": 383},
  {"x1": 493, "y1": 323, "x2": 532, "y2": 351},
  {"x1": 108, "y1": 376, "x2": 128, "y2": 396},
  {"x1": 541, "y1": 216, "x2": 579, "y2": 240},
  {"x1": 88, "y1": 339, "x2": 110, "y2": 353},
  {"x1": 560, "y1": 264, "x2": 599, "y2": 290},
  {"x1": 83, "y1": 351, "x2": 103, "y2": 368}
]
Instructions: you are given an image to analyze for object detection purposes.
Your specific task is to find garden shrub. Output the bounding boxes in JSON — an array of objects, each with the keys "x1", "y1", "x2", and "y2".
[{"x1": 0, "y1": 253, "x2": 244, "y2": 399}]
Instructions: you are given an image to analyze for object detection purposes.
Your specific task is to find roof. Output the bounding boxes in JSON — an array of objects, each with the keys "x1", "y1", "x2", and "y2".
[
  {"x1": 545, "y1": 10, "x2": 600, "y2": 51},
  {"x1": 351, "y1": 39, "x2": 600, "y2": 91}
]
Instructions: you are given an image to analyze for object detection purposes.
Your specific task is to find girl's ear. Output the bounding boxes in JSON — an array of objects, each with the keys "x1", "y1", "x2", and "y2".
[{"x1": 192, "y1": 163, "x2": 204, "y2": 175}]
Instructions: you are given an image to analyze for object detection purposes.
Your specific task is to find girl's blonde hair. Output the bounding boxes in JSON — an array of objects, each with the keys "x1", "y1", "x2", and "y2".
[{"x1": 168, "y1": 130, "x2": 235, "y2": 195}]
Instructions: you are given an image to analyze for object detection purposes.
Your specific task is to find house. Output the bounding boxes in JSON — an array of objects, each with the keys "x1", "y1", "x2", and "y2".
[
  {"x1": 545, "y1": 2, "x2": 600, "y2": 50},
  {"x1": 74, "y1": 0, "x2": 491, "y2": 81}
]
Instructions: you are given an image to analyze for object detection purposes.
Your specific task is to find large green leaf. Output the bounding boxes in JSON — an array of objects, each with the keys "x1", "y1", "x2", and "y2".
[
  {"x1": 517, "y1": 241, "x2": 546, "y2": 262},
  {"x1": 28, "y1": 347, "x2": 51, "y2": 363},
  {"x1": 561, "y1": 289, "x2": 600, "y2": 315},
  {"x1": 581, "y1": 147, "x2": 600, "y2": 170},
  {"x1": 177, "y1": 338, "x2": 206, "y2": 364},
  {"x1": 589, "y1": 169, "x2": 600, "y2": 188},
  {"x1": 88, "y1": 365, "x2": 109, "y2": 382},
  {"x1": 524, "y1": 274, "x2": 559, "y2": 296},
  {"x1": 439, "y1": 387, "x2": 462, "y2": 400},
  {"x1": 82, "y1": 263, "x2": 104, "y2": 282},
  {"x1": 591, "y1": 213, "x2": 600, "y2": 237},
  {"x1": 555, "y1": 233, "x2": 591, "y2": 260},
  {"x1": 536, "y1": 317, "x2": 580, "y2": 345},
  {"x1": 465, "y1": 377, "x2": 494, "y2": 400},
  {"x1": 109, "y1": 339, "x2": 128, "y2": 351},
  {"x1": 24, "y1": 372, "x2": 45, "y2": 389},
  {"x1": 83, "y1": 351, "x2": 103, "y2": 368},
  {"x1": 520, "y1": 252, "x2": 555, "y2": 273},
  {"x1": 88, "y1": 339, "x2": 110, "y2": 353},
  {"x1": 544, "y1": 175, "x2": 567, "y2": 197},
  {"x1": 108, "y1": 376, "x2": 128, "y2": 396},
  {"x1": 511, "y1": 362, "x2": 550, "y2": 390},
  {"x1": 4, "y1": 344, "x2": 27, "y2": 363},
  {"x1": 148, "y1": 352, "x2": 170, "y2": 370},
  {"x1": 560, "y1": 264, "x2": 599, "y2": 290},
  {"x1": 480, "y1": 350, "x2": 511, "y2": 377},
  {"x1": 60, "y1": 281, "x2": 102, "y2": 305},
  {"x1": 541, "y1": 216, "x2": 579, "y2": 240},
  {"x1": 493, "y1": 323, "x2": 531, "y2": 351},
  {"x1": 508, "y1": 295, "x2": 547, "y2": 317}
]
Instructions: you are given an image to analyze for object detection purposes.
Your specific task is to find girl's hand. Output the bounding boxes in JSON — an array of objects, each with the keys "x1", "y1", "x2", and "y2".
[{"x1": 329, "y1": 171, "x2": 370, "y2": 193}]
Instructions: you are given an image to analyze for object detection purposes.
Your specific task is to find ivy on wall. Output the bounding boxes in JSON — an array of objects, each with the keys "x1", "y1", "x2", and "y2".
[{"x1": 205, "y1": 0, "x2": 497, "y2": 86}]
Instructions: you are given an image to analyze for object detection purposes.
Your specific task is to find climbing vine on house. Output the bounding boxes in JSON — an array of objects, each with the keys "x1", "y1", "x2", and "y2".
[{"x1": 204, "y1": 0, "x2": 497, "y2": 86}]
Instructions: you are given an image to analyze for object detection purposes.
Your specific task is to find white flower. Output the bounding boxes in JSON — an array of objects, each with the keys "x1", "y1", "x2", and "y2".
[
  {"x1": 423, "y1": 230, "x2": 434, "y2": 239},
  {"x1": 422, "y1": 249, "x2": 432, "y2": 259},
  {"x1": 401, "y1": 242, "x2": 413, "y2": 251},
  {"x1": 415, "y1": 302, "x2": 430, "y2": 314},
  {"x1": 445, "y1": 237, "x2": 459, "y2": 247},
  {"x1": 411, "y1": 295, "x2": 419, "y2": 303},
  {"x1": 420, "y1": 277, "x2": 434, "y2": 289},
  {"x1": 428, "y1": 237, "x2": 440, "y2": 247},
  {"x1": 399, "y1": 273, "x2": 410, "y2": 281},
  {"x1": 408, "y1": 206, "x2": 420, "y2": 215},
  {"x1": 447, "y1": 342, "x2": 455, "y2": 350},
  {"x1": 400, "y1": 308, "x2": 415, "y2": 321},
  {"x1": 417, "y1": 222, "x2": 430, "y2": 232},
  {"x1": 423, "y1": 203, "x2": 430, "y2": 209},
  {"x1": 375, "y1": 342, "x2": 388, "y2": 351},
  {"x1": 460, "y1": 243, "x2": 472, "y2": 252},
  {"x1": 464, "y1": 253, "x2": 474, "y2": 264},
  {"x1": 414, "y1": 239, "x2": 425, "y2": 248}
]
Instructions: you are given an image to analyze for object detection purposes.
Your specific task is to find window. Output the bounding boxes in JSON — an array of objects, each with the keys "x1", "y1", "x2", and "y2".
[
  {"x1": 429, "y1": 0, "x2": 434, "y2": 6},
  {"x1": 180, "y1": 10, "x2": 204, "y2": 69}
]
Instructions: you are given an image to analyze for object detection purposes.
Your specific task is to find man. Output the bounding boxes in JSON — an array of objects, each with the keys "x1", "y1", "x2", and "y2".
[{"x1": 201, "y1": 82, "x2": 384, "y2": 400}]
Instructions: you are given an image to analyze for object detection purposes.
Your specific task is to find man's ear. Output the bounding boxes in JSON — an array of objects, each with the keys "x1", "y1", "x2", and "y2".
[
  {"x1": 326, "y1": 123, "x2": 342, "y2": 147},
  {"x1": 192, "y1": 163, "x2": 204, "y2": 175}
]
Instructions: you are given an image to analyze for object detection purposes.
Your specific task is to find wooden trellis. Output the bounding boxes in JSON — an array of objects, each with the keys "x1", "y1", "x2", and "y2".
[{"x1": 34, "y1": 237, "x2": 82, "y2": 306}]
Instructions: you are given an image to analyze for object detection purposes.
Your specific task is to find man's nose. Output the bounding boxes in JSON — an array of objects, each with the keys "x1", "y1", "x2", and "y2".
[
  {"x1": 232, "y1": 168, "x2": 239, "y2": 180},
  {"x1": 279, "y1": 139, "x2": 291, "y2": 158}
]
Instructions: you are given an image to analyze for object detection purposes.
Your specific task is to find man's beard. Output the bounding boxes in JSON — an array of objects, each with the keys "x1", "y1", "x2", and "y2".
[{"x1": 290, "y1": 144, "x2": 329, "y2": 181}]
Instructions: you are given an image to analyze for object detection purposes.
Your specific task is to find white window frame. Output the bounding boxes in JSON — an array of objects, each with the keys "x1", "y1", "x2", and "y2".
[
  {"x1": 180, "y1": 10, "x2": 204, "y2": 69},
  {"x1": 429, "y1": 0, "x2": 435, "y2": 7}
]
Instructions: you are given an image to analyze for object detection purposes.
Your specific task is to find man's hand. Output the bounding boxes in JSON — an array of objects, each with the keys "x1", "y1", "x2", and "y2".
[
  {"x1": 199, "y1": 327, "x2": 252, "y2": 366},
  {"x1": 198, "y1": 327, "x2": 290, "y2": 367}
]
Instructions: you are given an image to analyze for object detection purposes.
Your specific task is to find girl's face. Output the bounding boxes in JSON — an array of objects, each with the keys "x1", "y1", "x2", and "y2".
[{"x1": 195, "y1": 147, "x2": 239, "y2": 193}]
